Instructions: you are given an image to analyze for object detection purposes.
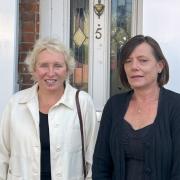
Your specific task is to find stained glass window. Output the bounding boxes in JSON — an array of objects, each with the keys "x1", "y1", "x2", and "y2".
[
  {"x1": 70, "y1": 0, "x2": 89, "y2": 91},
  {"x1": 110, "y1": 0, "x2": 132, "y2": 95}
]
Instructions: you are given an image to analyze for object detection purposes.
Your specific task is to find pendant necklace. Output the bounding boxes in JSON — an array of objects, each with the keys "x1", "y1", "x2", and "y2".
[{"x1": 137, "y1": 108, "x2": 141, "y2": 113}]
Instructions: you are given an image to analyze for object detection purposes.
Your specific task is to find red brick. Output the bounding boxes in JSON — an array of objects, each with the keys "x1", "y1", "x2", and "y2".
[
  {"x1": 21, "y1": 13, "x2": 35, "y2": 21},
  {"x1": 21, "y1": 0, "x2": 39, "y2": 3},
  {"x1": 18, "y1": 63, "x2": 29, "y2": 73},
  {"x1": 19, "y1": 0, "x2": 39, "y2": 90},
  {"x1": 21, "y1": 74, "x2": 34, "y2": 84},
  {"x1": 35, "y1": 33, "x2": 39, "y2": 39},
  {"x1": 22, "y1": 33, "x2": 36, "y2": 43},
  {"x1": 21, "y1": 84, "x2": 33, "y2": 90},
  {"x1": 19, "y1": 42, "x2": 34, "y2": 52},
  {"x1": 22, "y1": 21, "x2": 35, "y2": 33},
  {"x1": 19, "y1": 52, "x2": 28, "y2": 62},
  {"x1": 21, "y1": 3, "x2": 39, "y2": 13},
  {"x1": 36, "y1": 13, "x2": 39, "y2": 22},
  {"x1": 35, "y1": 21, "x2": 39, "y2": 33}
]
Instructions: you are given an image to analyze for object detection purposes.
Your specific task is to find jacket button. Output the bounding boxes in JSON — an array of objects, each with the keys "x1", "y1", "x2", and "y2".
[
  {"x1": 56, "y1": 148, "x2": 61, "y2": 152},
  {"x1": 56, "y1": 146, "x2": 61, "y2": 152},
  {"x1": 33, "y1": 171, "x2": 38, "y2": 175},
  {"x1": 144, "y1": 167, "x2": 152, "y2": 175},
  {"x1": 8, "y1": 169, "x2": 12, "y2": 174},
  {"x1": 56, "y1": 173, "x2": 62, "y2": 177},
  {"x1": 55, "y1": 123, "x2": 59, "y2": 128}
]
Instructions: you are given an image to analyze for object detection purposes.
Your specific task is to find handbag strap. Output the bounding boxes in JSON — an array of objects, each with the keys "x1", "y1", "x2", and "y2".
[{"x1": 75, "y1": 90, "x2": 86, "y2": 178}]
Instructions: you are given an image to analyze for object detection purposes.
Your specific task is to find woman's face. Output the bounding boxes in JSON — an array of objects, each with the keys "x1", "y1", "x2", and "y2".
[
  {"x1": 124, "y1": 42, "x2": 164, "y2": 90},
  {"x1": 33, "y1": 49, "x2": 68, "y2": 93}
]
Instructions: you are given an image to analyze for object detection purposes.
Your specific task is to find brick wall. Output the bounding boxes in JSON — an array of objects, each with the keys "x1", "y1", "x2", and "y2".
[{"x1": 18, "y1": 0, "x2": 39, "y2": 90}]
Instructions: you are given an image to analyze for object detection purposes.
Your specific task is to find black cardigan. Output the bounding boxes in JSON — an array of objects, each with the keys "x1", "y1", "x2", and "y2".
[{"x1": 92, "y1": 87, "x2": 180, "y2": 180}]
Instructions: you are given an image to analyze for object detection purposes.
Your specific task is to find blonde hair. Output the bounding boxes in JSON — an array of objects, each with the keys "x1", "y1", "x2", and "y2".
[{"x1": 25, "y1": 38, "x2": 75, "y2": 80}]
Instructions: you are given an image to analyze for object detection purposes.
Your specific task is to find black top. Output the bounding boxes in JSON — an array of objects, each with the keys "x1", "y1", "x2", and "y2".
[
  {"x1": 92, "y1": 87, "x2": 180, "y2": 180},
  {"x1": 122, "y1": 120, "x2": 153, "y2": 180},
  {"x1": 39, "y1": 112, "x2": 51, "y2": 180}
]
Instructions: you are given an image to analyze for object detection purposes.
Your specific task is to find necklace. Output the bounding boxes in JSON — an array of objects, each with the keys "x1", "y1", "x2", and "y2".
[
  {"x1": 133, "y1": 93, "x2": 160, "y2": 114},
  {"x1": 132, "y1": 88, "x2": 160, "y2": 114},
  {"x1": 135, "y1": 101, "x2": 143, "y2": 113},
  {"x1": 137, "y1": 108, "x2": 141, "y2": 113},
  {"x1": 134, "y1": 97, "x2": 159, "y2": 114}
]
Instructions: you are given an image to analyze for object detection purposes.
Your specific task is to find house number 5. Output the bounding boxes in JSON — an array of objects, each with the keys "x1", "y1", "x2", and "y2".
[{"x1": 95, "y1": 24, "x2": 102, "y2": 39}]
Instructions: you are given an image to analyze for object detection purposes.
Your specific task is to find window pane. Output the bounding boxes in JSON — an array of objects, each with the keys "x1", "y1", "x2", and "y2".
[
  {"x1": 70, "y1": 0, "x2": 89, "y2": 91},
  {"x1": 110, "y1": 0, "x2": 132, "y2": 96}
]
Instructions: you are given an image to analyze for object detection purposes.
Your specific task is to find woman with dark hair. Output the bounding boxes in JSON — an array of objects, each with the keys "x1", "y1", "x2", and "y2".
[{"x1": 92, "y1": 35, "x2": 180, "y2": 180}]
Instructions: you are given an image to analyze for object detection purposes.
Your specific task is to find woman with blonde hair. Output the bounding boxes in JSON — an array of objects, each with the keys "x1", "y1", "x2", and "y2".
[{"x1": 0, "y1": 38, "x2": 98, "y2": 180}]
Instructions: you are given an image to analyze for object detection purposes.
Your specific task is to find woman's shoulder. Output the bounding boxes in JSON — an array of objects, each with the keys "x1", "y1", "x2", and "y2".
[
  {"x1": 67, "y1": 83, "x2": 94, "y2": 104},
  {"x1": 161, "y1": 87, "x2": 180, "y2": 103},
  {"x1": 78, "y1": 90, "x2": 94, "y2": 106},
  {"x1": 9, "y1": 84, "x2": 37, "y2": 103},
  {"x1": 160, "y1": 87, "x2": 180, "y2": 114},
  {"x1": 107, "y1": 90, "x2": 133, "y2": 106}
]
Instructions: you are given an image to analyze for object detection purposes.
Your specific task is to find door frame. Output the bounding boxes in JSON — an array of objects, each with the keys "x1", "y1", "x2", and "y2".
[
  {"x1": 0, "y1": 0, "x2": 19, "y2": 115},
  {"x1": 40, "y1": 0, "x2": 143, "y2": 111}
]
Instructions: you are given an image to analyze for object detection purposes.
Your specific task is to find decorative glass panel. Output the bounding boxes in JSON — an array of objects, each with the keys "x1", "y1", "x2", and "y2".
[
  {"x1": 110, "y1": 0, "x2": 132, "y2": 95},
  {"x1": 70, "y1": 0, "x2": 89, "y2": 91}
]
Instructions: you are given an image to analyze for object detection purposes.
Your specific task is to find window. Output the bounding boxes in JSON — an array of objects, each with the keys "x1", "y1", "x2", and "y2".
[{"x1": 70, "y1": 0, "x2": 89, "y2": 91}]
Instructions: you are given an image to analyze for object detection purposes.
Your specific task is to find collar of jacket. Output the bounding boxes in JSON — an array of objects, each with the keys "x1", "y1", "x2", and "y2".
[{"x1": 18, "y1": 81, "x2": 76, "y2": 110}]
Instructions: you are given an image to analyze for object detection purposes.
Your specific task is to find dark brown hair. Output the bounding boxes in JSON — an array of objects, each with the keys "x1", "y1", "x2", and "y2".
[{"x1": 119, "y1": 35, "x2": 169, "y2": 88}]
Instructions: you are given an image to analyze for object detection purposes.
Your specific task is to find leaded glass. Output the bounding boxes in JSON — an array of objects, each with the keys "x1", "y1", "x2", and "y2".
[
  {"x1": 110, "y1": 0, "x2": 132, "y2": 95},
  {"x1": 70, "y1": 0, "x2": 89, "y2": 91}
]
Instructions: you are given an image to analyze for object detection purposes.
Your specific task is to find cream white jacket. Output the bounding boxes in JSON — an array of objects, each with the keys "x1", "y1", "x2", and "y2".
[{"x1": 0, "y1": 83, "x2": 98, "y2": 180}]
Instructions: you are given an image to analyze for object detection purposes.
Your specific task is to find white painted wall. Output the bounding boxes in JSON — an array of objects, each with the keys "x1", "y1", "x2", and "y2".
[
  {"x1": 0, "y1": 0, "x2": 18, "y2": 116},
  {"x1": 143, "y1": 0, "x2": 180, "y2": 93}
]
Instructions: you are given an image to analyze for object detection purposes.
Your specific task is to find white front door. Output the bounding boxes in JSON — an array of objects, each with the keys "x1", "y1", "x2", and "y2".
[{"x1": 40, "y1": 0, "x2": 142, "y2": 111}]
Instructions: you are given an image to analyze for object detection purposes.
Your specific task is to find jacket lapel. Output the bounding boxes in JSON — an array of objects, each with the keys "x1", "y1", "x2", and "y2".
[{"x1": 27, "y1": 97, "x2": 40, "y2": 138}]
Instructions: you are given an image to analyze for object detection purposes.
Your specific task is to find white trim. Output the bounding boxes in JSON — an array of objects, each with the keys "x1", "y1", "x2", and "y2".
[
  {"x1": 40, "y1": 0, "x2": 52, "y2": 37},
  {"x1": 131, "y1": 0, "x2": 143, "y2": 36},
  {"x1": 89, "y1": 0, "x2": 111, "y2": 111},
  {"x1": 0, "y1": 0, "x2": 18, "y2": 115},
  {"x1": 40, "y1": 0, "x2": 70, "y2": 47}
]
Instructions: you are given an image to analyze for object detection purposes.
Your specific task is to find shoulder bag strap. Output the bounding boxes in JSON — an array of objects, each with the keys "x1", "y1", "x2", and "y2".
[{"x1": 75, "y1": 90, "x2": 86, "y2": 179}]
